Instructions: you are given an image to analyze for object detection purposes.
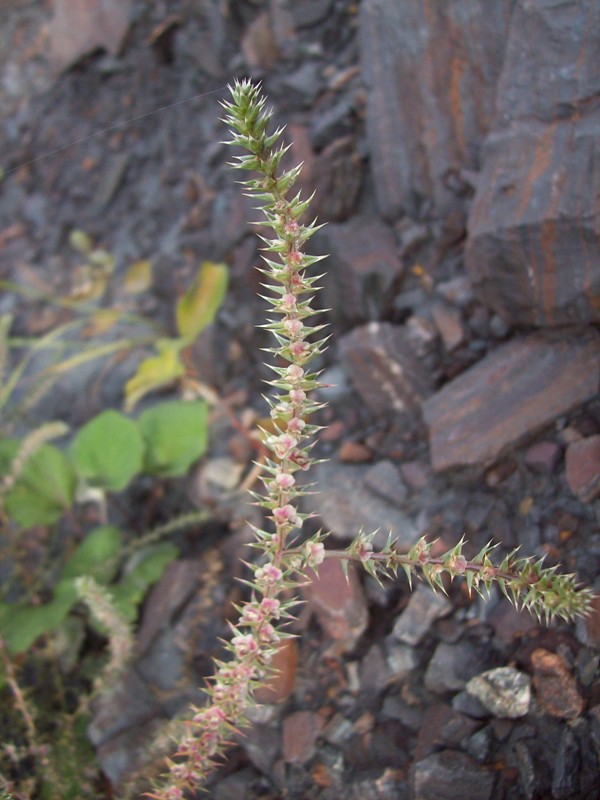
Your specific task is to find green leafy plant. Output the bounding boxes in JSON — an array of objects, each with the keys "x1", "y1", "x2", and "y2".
[
  {"x1": 0, "y1": 398, "x2": 209, "y2": 656},
  {"x1": 149, "y1": 80, "x2": 593, "y2": 800}
]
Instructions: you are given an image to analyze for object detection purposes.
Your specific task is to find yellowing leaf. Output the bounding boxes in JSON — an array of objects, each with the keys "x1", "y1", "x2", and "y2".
[
  {"x1": 124, "y1": 338, "x2": 185, "y2": 411},
  {"x1": 123, "y1": 259, "x2": 153, "y2": 294},
  {"x1": 83, "y1": 309, "x2": 121, "y2": 336},
  {"x1": 69, "y1": 229, "x2": 93, "y2": 255},
  {"x1": 176, "y1": 261, "x2": 228, "y2": 342}
]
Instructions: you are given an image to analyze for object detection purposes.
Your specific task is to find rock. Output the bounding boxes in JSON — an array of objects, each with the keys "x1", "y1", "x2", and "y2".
[
  {"x1": 360, "y1": 0, "x2": 511, "y2": 220},
  {"x1": 565, "y1": 434, "x2": 600, "y2": 502},
  {"x1": 48, "y1": 0, "x2": 132, "y2": 74},
  {"x1": 254, "y1": 639, "x2": 297, "y2": 704},
  {"x1": 303, "y1": 559, "x2": 369, "y2": 651},
  {"x1": 391, "y1": 584, "x2": 452, "y2": 646},
  {"x1": 283, "y1": 710, "x2": 325, "y2": 764},
  {"x1": 425, "y1": 640, "x2": 495, "y2": 695},
  {"x1": 88, "y1": 670, "x2": 161, "y2": 747},
  {"x1": 339, "y1": 322, "x2": 433, "y2": 416},
  {"x1": 314, "y1": 136, "x2": 363, "y2": 222},
  {"x1": 466, "y1": 1, "x2": 600, "y2": 327},
  {"x1": 241, "y1": 11, "x2": 281, "y2": 69},
  {"x1": 399, "y1": 460, "x2": 430, "y2": 490},
  {"x1": 431, "y1": 301, "x2": 466, "y2": 352},
  {"x1": 310, "y1": 93, "x2": 356, "y2": 151},
  {"x1": 244, "y1": 722, "x2": 281, "y2": 775},
  {"x1": 423, "y1": 329, "x2": 600, "y2": 472},
  {"x1": 466, "y1": 667, "x2": 531, "y2": 719},
  {"x1": 414, "y1": 703, "x2": 480, "y2": 761},
  {"x1": 360, "y1": 644, "x2": 394, "y2": 693},
  {"x1": 348, "y1": 769, "x2": 409, "y2": 800},
  {"x1": 304, "y1": 462, "x2": 418, "y2": 548},
  {"x1": 576, "y1": 592, "x2": 600, "y2": 649},
  {"x1": 386, "y1": 643, "x2": 418, "y2": 681},
  {"x1": 318, "y1": 219, "x2": 402, "y2": 327},
  {"x1": 530, "y1": 647, "x2": 585, "y2": 720},
  {"x1": 136, "y1": 560, "x2": 203, "y2": 654},
  {"x1": 524, "y1": 440, "x2": 562, "y2": 474},
  {"x1": 551, "y1": 726, "x2": 581, "y2": 800},
  {"x1": 412, "y1": 750, "x2": 495, "y2": 800}
]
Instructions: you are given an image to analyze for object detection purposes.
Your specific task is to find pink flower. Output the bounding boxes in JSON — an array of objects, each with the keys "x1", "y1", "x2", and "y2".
[
  {"x1": 286, "y1": 364, "x2": 304, "y2": 382},
  {"x1": 305, "y1": 540, "x2": 325, "y2": 566},
  {"x1": 257, "y1": 622, "x2": 279, "y2": 644},
  {"x1": 255, "y1": 563, "x2": 283, "y2": 584},
  {"x1": 283, "y1": 317, "x2": 304, "y2": 336},
  {"x1": 284, "y1": 220, "x2": 299, "y2": 236},
  {"x1": 287, "y1": 250, "x2": 303, "y2": 267},
  {"x1": 275, "y1": 472, "x2": 295, "y2": 489},
  {"x1": 290, "y1": 340, "x2": 309, "y2": 359},
  {"x1": 356, "y1": 539, "x2": 374, "y2": 563},
  {"x1": 281, "y1": 293, "x2": 297, "y2": 311},
  {"x1": 289, "y1": 389, "x2": 306, "y2": 404},
  {"x1": 193, "y1": 705, "x2": 226, "y2": 729},
  {"x1": 241, "y1": 603, "x2": 262, "y2": 624},
  {"x1": 267, "y1": 433, "x2": 297, "y2": 458},
  {"x1": 287, "y1": 416, "x2": 306, "y2": 434},
  {"x1": 231, "y1": 633, "x2": 259, "y2": 658},
  {"x1": 273, "y1": 504, "x2": 300, "y2": 526},
  {"x1": 260, "y1": 596, "x2": 281, "y2": 617}
]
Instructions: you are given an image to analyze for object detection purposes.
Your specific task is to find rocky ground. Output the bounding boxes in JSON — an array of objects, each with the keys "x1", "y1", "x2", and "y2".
[{"x1": 1, "y1": 1, "x2": 599, "y2": 799}]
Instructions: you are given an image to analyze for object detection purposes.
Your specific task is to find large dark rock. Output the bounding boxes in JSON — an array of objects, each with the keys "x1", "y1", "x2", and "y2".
[
  {"x1": 423, "y1": 328, "x2": 600, "y2": 472},
  {"x1": 339, "y1": 322, "x2": 433, "y2": 416},
  {"x1": 360, "y1": 0, "x2": 513, "y2": 220},
  {"x1": 466, "y1": 0, "x2": 600, "y2": 326}
]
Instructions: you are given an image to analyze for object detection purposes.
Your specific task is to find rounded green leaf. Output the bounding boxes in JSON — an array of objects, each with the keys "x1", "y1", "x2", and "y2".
[
  {"x1": 1, "y1": 440, "x2": 76, "y2": 527},
  {"x1": 61, "y1": 525, "x2": 123, "y2": 584},
  {"x1": 138, "y1": 400, "x2": 208, "y2": 477},
  {"x1": 0, "y1": 588, "x2": 77, "y2": 655},
  {"x1": 71, "y1": 410, "x2": 143, "y2": 491},
  {"x1": 175, "y1": 261, "x2": 228, "y2": 342}
]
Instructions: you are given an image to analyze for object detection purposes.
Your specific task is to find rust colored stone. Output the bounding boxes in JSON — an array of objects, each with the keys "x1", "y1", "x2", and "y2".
[
  {"x1": 254, "y1": 639, "x2": 298, "y2": 704},
  {"x1": 423, "y1": 329, "x2": 600, "y2": 472},
  {"x1": 283, "y1": 710, "x2": 325, "y2": 764},
  {"x1": 565, "y1": 434, "x2": 600, "y2": 503},
  {"x1": 49, "y1": 0, "x2": 132, "y2": 74},
  {"x1": 303, "y1": 559, "x2": 368, "y2": 651},
  {"x1": 360, "y1": 0, "x2": 513, "y2": 219},
  {"x1": 531, "y1": 647, "x2": 585, "y2": 719},
  {"x1": 466, "y1": 1, "x2": 600, "y2": 327}
]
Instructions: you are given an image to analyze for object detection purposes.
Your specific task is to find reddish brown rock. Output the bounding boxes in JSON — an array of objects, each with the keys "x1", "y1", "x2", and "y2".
[
  {"x1": 423, "y1": 329, "x2": 600, "y2": 472},
  {"x1": 524, "y1": 440, "x2": 562, "y2": 474},
  {"x1": 466, "y1": 1, "x2": 600, "y2": 327},
  {"x1": 49, "y1": 0, "x2": 132, "y2": 74},
  {"x1": 339, "y1": 322, "x2": 433, "y2": 416},
  {"x1": 359, "y1": 0, "x2": 512, "y2": 219},
  {"x1": 431, "y1": 301, "x2": 466, "y2": 352},
  {"x1": 531, "y1": 648, "x2": 585, "y2": 720},
  {"x1": 565, "y1": 435, "x2": 600, "y2": 503},
  {"x1": 255, "y1": 639, "x2": 298, "y2": 704},
  {"x1": 303, "y1": 559, "x2": 368, "y2": 652},
  {"x1": 283, "y1": 710, "x2": 325, "y2": 764}
]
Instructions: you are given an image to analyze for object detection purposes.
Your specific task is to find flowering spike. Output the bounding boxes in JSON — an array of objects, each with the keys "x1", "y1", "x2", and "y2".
[{"x1": 155, "y1": 79, "x2": 593, "y2": 800}]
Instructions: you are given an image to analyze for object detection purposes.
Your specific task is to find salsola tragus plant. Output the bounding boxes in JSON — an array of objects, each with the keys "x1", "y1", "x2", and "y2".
[{"x1": 150, "y1": 79, "x2": 593, "y2": 799}]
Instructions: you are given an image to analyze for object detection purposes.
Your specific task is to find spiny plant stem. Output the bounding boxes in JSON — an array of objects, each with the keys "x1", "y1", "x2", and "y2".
[
  {"x1": 149, "y1": 79, "x2": 328, "y2": 800},
  {"x1": 150, "y1": 79, "x2": 592, "y2": 800}
]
